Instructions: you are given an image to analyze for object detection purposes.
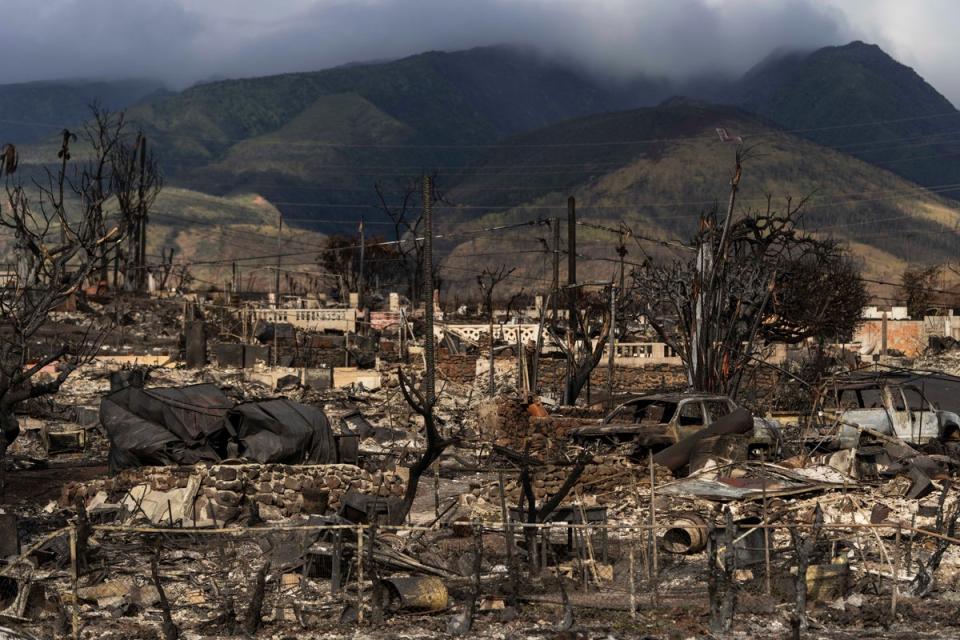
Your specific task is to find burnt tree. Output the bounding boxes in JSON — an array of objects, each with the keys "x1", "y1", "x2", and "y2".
[
  {"x1": 0, "y1": 109, "x2": 160, "y2": 490},
  {"x1": 900, "y1": 264, "x2": 944, "y2": 318},
  {"x1": 110, "y1": 120, "x2": 161, "y2": 291},
  {"x1": 477, "y1": 266, "x2": 514, "y2": 317},
  {"x1": 396, "y1": 368, "x2": 453, "y2": 519},
  {"x1": 562, "y1": 289, "x2": 612, "y2": 404},
  {"x1": 477, "y1": 266, "x2": 515, "y2": 396},
  {"x1": 629, "y1": 152, "x2": 866, "y2": 396},
  {"x1": 317, "y1": 233, "x2": 402, "y2": 301},
  {"x1": 497, "y1": 445, "x2": 592, "y2": 572},
  {"x1": 374, "y1": 173, "x2": 445, "y2": 303},
  {"x1": 395, "y1": 175, "x2": 453, "y2": 521}
]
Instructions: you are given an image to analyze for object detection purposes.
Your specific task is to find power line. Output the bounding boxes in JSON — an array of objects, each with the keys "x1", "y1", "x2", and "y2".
[
  {"x1": 146, "y1": 218, "x2": 554, "y2": 269},
  {"x1": 230, "y1": 181, "x2": 960, "y2": 212},
  {"x1": 5, "y1": 107, "x2": 960, "y2": 151}
]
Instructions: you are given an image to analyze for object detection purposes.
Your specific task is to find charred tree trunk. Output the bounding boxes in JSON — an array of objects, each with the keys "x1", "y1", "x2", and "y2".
[
  {"x1": 0, "y1": 405, "x2": 19, "y2": 494},
  {"x1": 563, "y1": 307, "x2": 611, "y2": 404},
  {"x1": 452, "y1": 523, "x2": 483, "y2": 636},
  {"x1": 151, "y1": 551, "x2": 179, "y2": 640},
  {"x1": 707, "y1": 525, "x2": 720, "y2": 629},
  {"x1": 243, "y1": 560, "x2": 271, "y2": 635},
  {"x1": 397, "y1": 369, "x2": 452, "y2": 521},
  {"x1": 519, "y1": 459, "x2": 540, "y2": 573},
  {"x1": 514, "y1": 448, "x2": 592, "y2": 573},
  {"x1": 789, "y1": 505, "x2": 823, "y2": 632},
  {"x1": 913, "y1": 482, "x2": 959, "y2": 597},
  {"x1": 708, "y1": 511, "x2": 741, "y2": 634},
  {"x1": 74, "y1": 496, "x2": 91, "y2": 574},
  {"x1": 0, "y1": 436, "x2": 7, "y2": 496},
  {"x1": 367, "y1": 523, "x2": 384, "y2": 624},
  {"x1": 719, "y1": 509, "x2": 738, "y2": 632}
]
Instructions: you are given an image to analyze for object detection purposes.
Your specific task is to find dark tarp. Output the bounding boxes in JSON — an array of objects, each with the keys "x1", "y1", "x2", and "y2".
[
  {"x1": 102, "y1": 384, "x2": 338, "y2": 469},
  {"x1": 102, "y1": 384, "x2": 232, "y2": 470},
  {"x1": 108, "y1": 368, "x2": 149, "y2": 392},
  {"x1": 226, "y1": 399, "x2": 337, "y2": 464}
]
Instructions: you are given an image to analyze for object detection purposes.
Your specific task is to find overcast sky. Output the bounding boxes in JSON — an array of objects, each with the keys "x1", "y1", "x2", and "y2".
[{"x1": 0, "y1": 0, "x2": 956, "y2": 104}]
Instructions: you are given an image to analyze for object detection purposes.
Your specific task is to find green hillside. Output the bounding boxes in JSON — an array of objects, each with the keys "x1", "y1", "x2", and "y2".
[
  {"x1": 730, "y1": 41, "x2": 960, "y2": 199},
  {"x1": 0, "y1": 78, "x2": 165, "y2": 144},
  {"x1": 120, "y1": 46, "x2": 669, "y2": 221},
  {"x1": 0, "y1": 185, "x2": 327, "y2": 291},
  {"x1": 437, "y1": 102, "x2": 960, "y2": 290},
  {"x1": 8, "y1": 41, "x2": 960, "y2": 290},
  {"x1": 147, "y1": 188, "x2": 327, "y2": 289},
  {"x1": 129, "y1": 46, "x2": 665, "y2": 171}
]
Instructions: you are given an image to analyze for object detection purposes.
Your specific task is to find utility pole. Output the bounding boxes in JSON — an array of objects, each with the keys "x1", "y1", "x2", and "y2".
[
  {"x1": 617, "y1": 235, "x2": 627, "y2": 294},
  {"x1": 567, "y1": 197, "x2": 577, "y2": 320},
  {"x1": 552, "y1": 217, "x2": 560, "y2": 329},
  {"x1": 274, "y1": 212, "x2": 283, "y2": 308},
  {"x1": 617, "y1": 236, "x2": 627, "y2": 337},
  {"x1": 358, "y1": 216, "x2": 366, "y2": 334},
  {"x1": 273, "y1": 212, "x2": 282, "y2": 367},
  {"x1": 136, "y1": 135, "x2": 148, "y2": 292},
  {"x1": 423, "y1": 176, "x2": 436, "y2": 405},
  {"x1": 607, "y1": 284, "x2": 616, "y2": 406},
  {"x1": 488, "y1": 303, "x2": 496, "y2": 397},
  {"x1": 565, "y1": 196, "x2": 577, "y2": 405}
]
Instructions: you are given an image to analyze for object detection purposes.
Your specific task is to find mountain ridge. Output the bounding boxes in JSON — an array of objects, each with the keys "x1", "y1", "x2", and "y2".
[
  {"x1": 727, "y1": 40, "x2": 960, "y2": 197},
  {"x1": 0, "y1": 78, "x2": 167, "y2": 144},
  {"x1": 437, "y1": 101, "x2": 960, "y2": 287},
  {"x1": 5, "y1": 41, "x2": 960, "y2": 283}
]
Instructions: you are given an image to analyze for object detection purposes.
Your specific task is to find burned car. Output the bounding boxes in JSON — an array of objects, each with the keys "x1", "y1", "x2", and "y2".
[
  {"x1": 569, "y1": 392, "x2": 780, "y2": 457},
  {"x1": 820, "y1": 381, "x2": 960, "y2": 449}
]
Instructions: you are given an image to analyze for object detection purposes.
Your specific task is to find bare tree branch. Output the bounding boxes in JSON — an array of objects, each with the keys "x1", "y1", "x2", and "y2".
[{"x1": 0, "y1": 106, "x2": 161, "y2": 488}]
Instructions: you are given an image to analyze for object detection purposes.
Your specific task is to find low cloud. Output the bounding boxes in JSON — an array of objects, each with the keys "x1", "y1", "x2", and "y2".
[{"x1": 0, "y1": 0, "x2": 952, "y2": 104}]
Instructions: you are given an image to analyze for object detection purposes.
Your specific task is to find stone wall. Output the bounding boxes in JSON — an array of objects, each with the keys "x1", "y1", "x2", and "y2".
[
  {"x1": 538, "y1": 359, "x2": 687, "y2": 395},
  {"x1": 437, "y1": 352, "x2": 477, "y2": 384},
  {"x1": 588, "y1": 362, "x2": 687, "y2": 394},
  {"x1": 63, "y1": 463, "x2": 405, "y2": 525},
  {"x1": 439, "y1": 352, "x2": 687, "y2": 393},
  {"x1": 478, "y1": 397, "x2": 601, "y2": 457},
  {"x1": 197, "y1": 463, "x2": 404, "y2": 522}
]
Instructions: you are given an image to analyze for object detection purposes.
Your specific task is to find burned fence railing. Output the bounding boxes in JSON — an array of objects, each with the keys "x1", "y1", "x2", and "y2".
[{"x1": 2, "y1": 517, "x2": 954, "y2": 638}]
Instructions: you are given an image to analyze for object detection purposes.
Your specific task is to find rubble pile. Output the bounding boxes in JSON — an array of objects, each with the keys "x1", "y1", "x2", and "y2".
[
  {"x1": 488, "y1": 456, "x2": 674, "y2": 507},
  {"x1": 478, "y1": 396, "x2": 600, "y2": 454},
  {"x1": 11, "y1": 291, "x2": 960, "y2": 639},
  {"x1": 62, "y1": 463, "x2": 405, "y2": 524},
  {"x1": 437, "y1": 352, "x2": 478, "y2": 384}
]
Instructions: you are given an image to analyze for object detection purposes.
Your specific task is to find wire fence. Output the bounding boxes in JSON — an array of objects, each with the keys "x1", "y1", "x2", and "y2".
[{"x1": 4, "y1": 514, "x2": 944, "y2": 638}]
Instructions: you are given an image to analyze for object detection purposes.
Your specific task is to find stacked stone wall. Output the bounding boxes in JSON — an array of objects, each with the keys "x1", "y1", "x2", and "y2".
[{"x1": 62, "y1": 463, "x2": 404, "y2": 523}]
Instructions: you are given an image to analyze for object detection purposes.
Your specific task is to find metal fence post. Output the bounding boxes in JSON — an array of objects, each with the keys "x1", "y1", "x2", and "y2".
[
  {"x1": 629, "y1": 537, "x2": 637, "y2": 617},
  {"x1": 892, "y1": 524, "x2": 901, "y2": 617},
  {"x1": 69, "y1": 526, "x2": 79, "y2": 640},
  {"x1": 357, "y1": 525, "x2": 364, "y2": 625}
]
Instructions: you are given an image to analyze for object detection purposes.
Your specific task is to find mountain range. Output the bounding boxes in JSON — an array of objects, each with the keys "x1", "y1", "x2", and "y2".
[
  {"x1": 0, "y1": 78, "x2": 166, "y2": 144},
  {"x1": 3, "y1": 40, "x2": 959, "y2": 290}
]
